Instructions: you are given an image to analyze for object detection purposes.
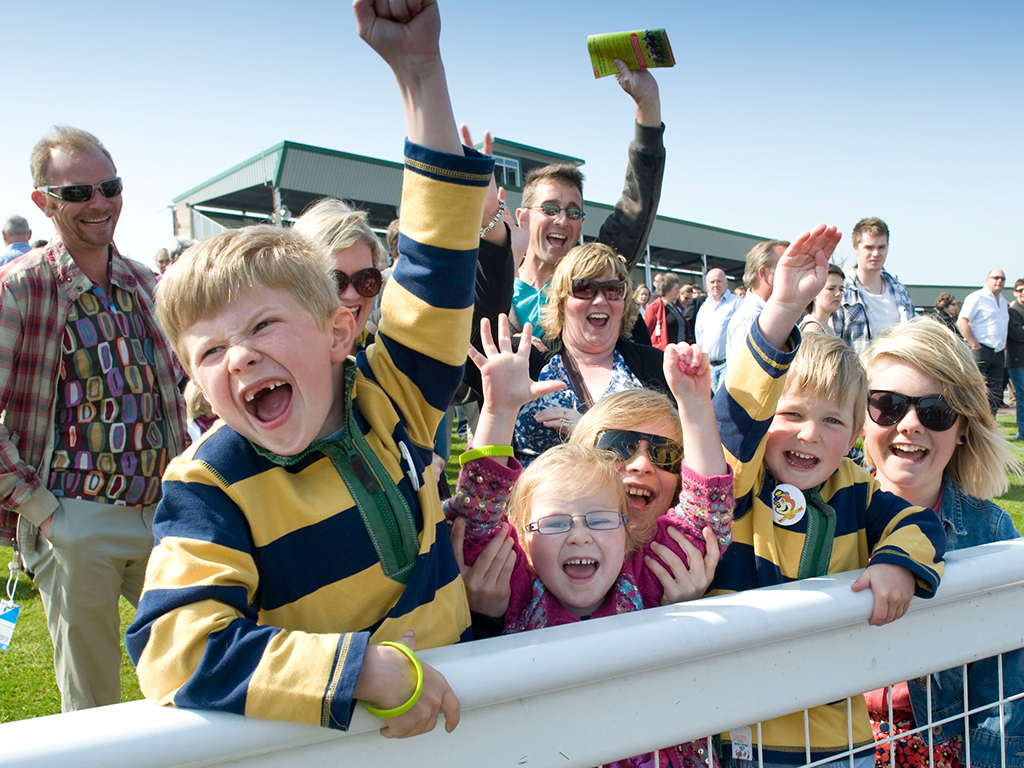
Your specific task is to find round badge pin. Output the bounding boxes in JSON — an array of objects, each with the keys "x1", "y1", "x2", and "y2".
[{"x1": 772, "y1": 483, "x2": 806, "y2": 526}]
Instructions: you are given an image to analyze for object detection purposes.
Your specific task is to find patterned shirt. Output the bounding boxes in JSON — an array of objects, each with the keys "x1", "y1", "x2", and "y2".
[
  {"x1": 831, "y1": 269, "x2": 916, "y2": 354},
  {"x1": 0, "y1": 239, "x2": 186, "y2": 544},
  {"x1": 514, "y1": 349, "x2": 642, "y2": 463},
  {"x1": 49, "y1": 284, "x2": 171, "y2": 506}
]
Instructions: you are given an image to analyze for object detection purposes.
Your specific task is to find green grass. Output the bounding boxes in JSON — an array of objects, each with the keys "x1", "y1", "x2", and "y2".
[
  {"x1": 0, "y1": 553, "x2": 141, "y2": 722},
  {"x1": 1, "y1": 422, "x2": 1018, "y2": 723}
]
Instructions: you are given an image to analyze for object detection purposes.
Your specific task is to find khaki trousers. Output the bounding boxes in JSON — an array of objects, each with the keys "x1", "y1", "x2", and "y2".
[{"x1": 21, "y1": 497, "x2": 155, "y2": 711}]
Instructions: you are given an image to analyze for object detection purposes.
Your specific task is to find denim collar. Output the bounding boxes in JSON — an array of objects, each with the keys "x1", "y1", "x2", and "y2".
[{"x1": 936, "y1": 476, "x2": 967, "y2": 536}]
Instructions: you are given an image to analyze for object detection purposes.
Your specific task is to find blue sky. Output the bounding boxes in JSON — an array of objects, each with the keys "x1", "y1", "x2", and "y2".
[{"x1": 3, "y1": 1, "x2": 1020, "y2": 286}]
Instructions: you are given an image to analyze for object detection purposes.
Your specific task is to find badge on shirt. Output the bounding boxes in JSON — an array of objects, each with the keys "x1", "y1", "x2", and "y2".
[{"x1": 772, "y1": 483, "x2": 806, "y2": 526}]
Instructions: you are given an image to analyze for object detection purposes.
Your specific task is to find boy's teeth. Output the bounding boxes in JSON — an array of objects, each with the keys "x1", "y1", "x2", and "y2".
[
  {"x1": 790, "y1": 451, "x2": 815, "y2": 460},
  {"x1": 244, "y1": 381, "x2": 285, "y2": 402}
]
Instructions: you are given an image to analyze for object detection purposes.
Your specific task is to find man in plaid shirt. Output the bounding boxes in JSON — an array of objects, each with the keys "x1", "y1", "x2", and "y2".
[
  {"x1": 830, "y1": 217, "x2": 915, "y2": 353},
  {"x1": 0, "y1": 127, "x2": 186, "y2": 710}
]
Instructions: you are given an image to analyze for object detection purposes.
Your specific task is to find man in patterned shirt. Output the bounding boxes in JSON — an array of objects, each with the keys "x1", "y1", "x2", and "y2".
[{"x1": 0, "y1": 126, "x2": 186, "y2": 710}]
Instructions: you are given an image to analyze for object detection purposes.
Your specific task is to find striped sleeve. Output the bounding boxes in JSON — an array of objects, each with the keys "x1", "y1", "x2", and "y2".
[
  {"x1": 369, "y1": 141, "x2": 493, "y2": 447},
  {"x1": 714, "y1": 320, "x2": 799, "y2": 499},
  {"x1": 126, "y1": 456, "x2": 368, "y2": 730},
  {"x1": 861, "y1": 475, "x2": 945, "y2": 597}
]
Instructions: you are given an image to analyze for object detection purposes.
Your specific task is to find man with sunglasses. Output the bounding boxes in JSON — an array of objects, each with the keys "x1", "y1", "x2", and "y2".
[
  {"x1": 957, "y1": 269, "x2": 1010, "y2": 415},
  {"x1": 497, "y1": 61, "x2": 665, "y2": 341},
  {"x1": 0, "y1": 126, "x2": 186, "y2": 711}
]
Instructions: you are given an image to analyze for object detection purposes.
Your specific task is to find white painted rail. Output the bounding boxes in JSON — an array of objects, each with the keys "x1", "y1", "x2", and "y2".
[{"x1": 2, "y1": 540, "x2": 1022, "y2": 768}]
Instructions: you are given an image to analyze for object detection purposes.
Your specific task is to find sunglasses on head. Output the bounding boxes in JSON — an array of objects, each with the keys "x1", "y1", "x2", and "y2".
[
  {"x1": 867, "y1": 390, "x2": 960, "y2": 432},
  {"x1": 594, "y1": 429, "x2": 684, "y2": 473},
  {"x1": 528, "y1": 204, "x2": 585, "y2": 221},
  {"x1": 525, "y1": 510, "x2": 626, "y2": 535},
  {"x1": 332, "y1": 267, "x2": 382, "y2": 298},
  {"x1": 38, "y1": 177, "x2": 123, "y2": 204},
  {"x1": 570, "y1": 278, "x2": 626, "y2": 301}
]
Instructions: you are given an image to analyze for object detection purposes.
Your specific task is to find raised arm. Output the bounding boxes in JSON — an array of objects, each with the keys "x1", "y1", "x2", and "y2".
[
  {"x1": 716, "y1": 224, "x2": 840, "y2": 497},
  {"x1": 354, "y1": 0, "x2": 460, "y2": 154},
  {"x1": 596, "y1": 61, "x2": 666, "y2": 269},
  {"x1": 469, "y1": 316, "x2": 566, "y2": 458},
  {"x1": 756, "y1": 224, "x2": 840, "y2": 348}
]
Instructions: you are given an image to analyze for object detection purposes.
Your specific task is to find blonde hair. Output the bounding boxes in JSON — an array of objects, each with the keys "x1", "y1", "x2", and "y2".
[
  {"x1": 292, "y1": 198, "x2": 389, "y2": 271},
  {"x1": 743, "y1": 240, "x2": 788, "y2": 290},
  {"x1": 862, "y1": 317, "x2": 1021, "y2": 499},
  {"x1": 571, "y1": 389, "x2": 683, "y2": 449},
  {"x1": 506, "y1": 444, "x2": 640, "y2": 556},
  {"x1": 540, "y1": 242, "x2": 637, "y2": 340},
  {"x1": 184, "y1": 380, "x2": 214, "y2": 420},
  {"x1": 156, "y1": 225, "x2": 338, "y2": 376},
  {"x1": 31, "y1": 126, "x2": 115, "y2": 187},
  {"x1": 787, "y1": 332, "x2": 868, "y2": 437}
]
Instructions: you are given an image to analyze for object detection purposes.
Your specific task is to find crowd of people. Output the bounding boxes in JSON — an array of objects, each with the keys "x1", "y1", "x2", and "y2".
[{"x1": 0, "y1": 2, "x2": 1019, "y2": 767}]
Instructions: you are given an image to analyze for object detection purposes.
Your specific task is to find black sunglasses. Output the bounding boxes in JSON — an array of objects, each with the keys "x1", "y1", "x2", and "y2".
[
  {"x1": 528, "y1": 204, "x2": 585, "y2": 221},
  {"x1": 332, "y1": 267, "x2": 382, "y2": 298},
  {"x1": 38, "y1": 177, "x2": 123, "y2": 204},
  {"x1": 571, "y1": 279, "x2": 626, "y2": 301},
  {"x1": 867, "y1": 390, "x2": 960, "y2": 432},
  {"x1": 525, "y1": 510, "x2": 626, "y2": 535},
  {"x1": 594, "y1": 429, "x2": 684, "y2": 473}
]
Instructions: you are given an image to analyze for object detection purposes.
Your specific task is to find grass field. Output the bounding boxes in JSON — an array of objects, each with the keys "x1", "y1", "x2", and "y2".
[{"x1": 1, "y1": 424, "x2": 1019, "y2": 723}]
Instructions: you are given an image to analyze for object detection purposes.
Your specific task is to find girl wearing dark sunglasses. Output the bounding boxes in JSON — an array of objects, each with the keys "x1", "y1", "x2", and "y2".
[{"x1": 861, "y1": 317, "x2": 1024, "y2": 768}]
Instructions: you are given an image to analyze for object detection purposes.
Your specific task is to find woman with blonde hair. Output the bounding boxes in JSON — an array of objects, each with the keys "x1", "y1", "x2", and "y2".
[
  {"x1": 513, "y1": 242, "x2": 667, "y2": 463},
  {"x1": 861, "y1": 316, "x2": 1023, "y2": 768}
]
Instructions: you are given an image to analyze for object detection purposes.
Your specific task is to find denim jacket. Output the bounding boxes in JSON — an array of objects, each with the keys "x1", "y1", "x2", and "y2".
[{"x1": 907, "y1": 477, "x2": 1023, "y2": 768}]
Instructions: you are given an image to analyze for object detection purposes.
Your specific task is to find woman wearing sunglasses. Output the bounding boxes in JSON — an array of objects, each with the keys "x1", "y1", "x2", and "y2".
[
  {"x1": 861, "y1": 317, "x2": 1023, "y2": 768},
  {"x1": 514, "y1": 241, "x2": 667, "y2": 464},
  {"x1": 293, "y1": 197, "x2": 389, "y2": 351}
]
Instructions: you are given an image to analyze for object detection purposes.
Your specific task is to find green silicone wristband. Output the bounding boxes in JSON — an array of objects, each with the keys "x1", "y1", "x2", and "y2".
[
  {"x1": 362, "y1": 641, "x2": 424, "y2": 719},
  {"x1": 459, "y1": 445, "x2": 514, "y2": 467}
]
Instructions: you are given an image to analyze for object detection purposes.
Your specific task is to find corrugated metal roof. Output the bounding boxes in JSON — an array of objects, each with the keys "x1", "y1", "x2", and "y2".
[
  {"x1": 174, "y1": 144, "x2": 285, "y2": 206},
  {"x1": 278, "y1": 145, "x2": 403, "y2": 204}
]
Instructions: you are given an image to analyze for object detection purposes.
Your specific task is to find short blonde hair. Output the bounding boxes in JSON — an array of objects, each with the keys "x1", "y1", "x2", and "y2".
[
  {"x1": 862, "y1": 317, "x2": 1021, "y2": 499},
  {"x1": 292, "y1": 198, "x2": 389, "y2": 271},
  {"x1": 540, "y1": 242, "x2": 637, "y2": 340},
  {"x1": 156, "y1": 225, "x2": 338, "y2": 376},
  {"x1": 31, "y1": 126, "x2": 115, "y2": 187},
  {"x1": 506, "y1": 444, "x2": 640, "y2": 556},
  {"x1": 743, "y1": 240, "x2": 788, "y2": 290},
  {"x1": 787, "y1": 332, "x2": 868, "y2": 437},
  {"x1": 571, "y1": 389, "x2": 683, "y2": 449}
]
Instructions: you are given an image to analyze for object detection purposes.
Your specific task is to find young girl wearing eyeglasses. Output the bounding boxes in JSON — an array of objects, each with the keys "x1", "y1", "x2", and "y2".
[
  {"x1": 446, "y1": 315, "x2": 733, "y2": 768},
  {"x1": 861, "y1": 317, "x2": 1024, "y2": 768}
]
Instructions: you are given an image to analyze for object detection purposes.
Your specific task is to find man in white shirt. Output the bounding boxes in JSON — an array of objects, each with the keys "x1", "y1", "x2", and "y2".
[
  {"x1": 958, "y1": 269, "x2": 1010, "y2": 415},
  {"x1": 725, "y1": 239, "x2": 788, "y2": 363},
  {"x1": 831, "y1": 217, "x2": 915, "y2": 353},
  {"x1": 695, "y1": 267, "x2": 740, "y2": 392}
]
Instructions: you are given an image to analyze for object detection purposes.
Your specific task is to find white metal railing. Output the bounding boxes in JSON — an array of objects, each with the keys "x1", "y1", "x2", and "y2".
[{"x1": 2, "y1": 540, "x2": 1022, "y2": 768}]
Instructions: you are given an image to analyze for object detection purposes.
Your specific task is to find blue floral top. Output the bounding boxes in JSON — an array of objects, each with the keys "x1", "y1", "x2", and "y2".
[{"x1": 514, "y1": 350, "x2": 643, "y2": 465}]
